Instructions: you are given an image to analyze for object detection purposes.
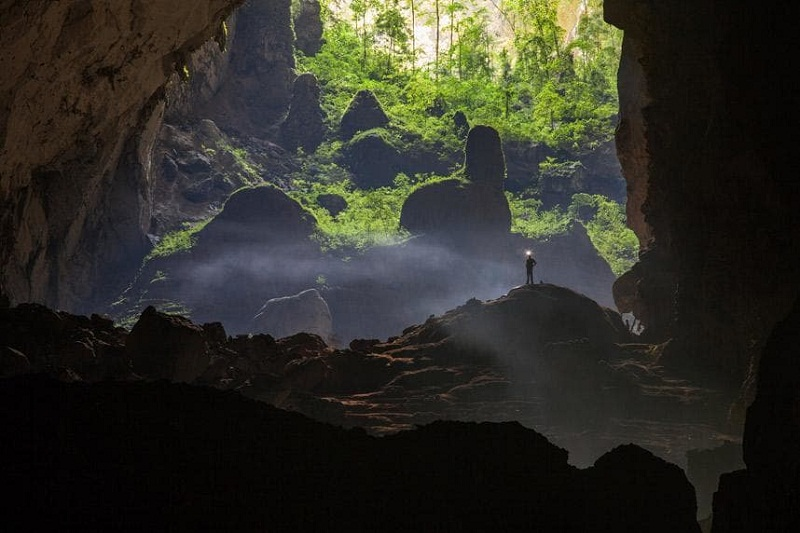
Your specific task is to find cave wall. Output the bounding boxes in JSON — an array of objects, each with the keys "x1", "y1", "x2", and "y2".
[
  {"x1": 0, "y1": 0, "x2": 243, "y2": 311},
  {"x1": 607, "y1": 1, "x2": 800, "y2": 390}
]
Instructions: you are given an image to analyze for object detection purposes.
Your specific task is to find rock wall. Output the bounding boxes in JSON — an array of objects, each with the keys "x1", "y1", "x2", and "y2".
[
  {"x1": 606, "y1": 1, "x2": 800, "y2": 389},
  {"x1": 200, "y1": 0, "x2": 296, "y2": 136},
  {"x1": 0, "y1": 0, "x2": 244, "y2": 310}
]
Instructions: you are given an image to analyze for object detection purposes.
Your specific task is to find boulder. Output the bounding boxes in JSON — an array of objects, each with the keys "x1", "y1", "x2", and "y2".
[
  {"x1": 583, "y1": 444, "x2": 701, "y2": 533},
  {"x1": 0, "y1": 303, "x2": 128, "y2": 381},
  {"x1": 399, "y1": 124, "x2": 511, "y2": 242},
  {"x1": 709, "y1": 296, "x2": 800, "y2": 532},
  {"x1": 339, "y1": 89, "x2": 389, "y2": 140},
  {"x1": 126, "y1": 305, "x2": 210, "y2": 382},
  {"x1": 280, "y1": 72, "x2": 325, "y2": 153},
  {"x1": 317, "y1": 193, "x2": 347, "y2": 217},
  {"x1": 197, "y1": 185, "x2": 317, "y2": 246},
  {"x1": 399, "y1": 178, "x2": 511, "y2": 240},
  {"x1": 252, "y1": 288, "x2": 333, "y2": 344},
  {"x1": 340, "y1": 129, "x2": 401, "y2": 189}
]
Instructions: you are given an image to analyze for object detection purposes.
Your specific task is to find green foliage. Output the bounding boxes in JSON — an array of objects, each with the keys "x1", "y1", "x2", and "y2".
[
  {"x1": 288, "y1": 173, "x2": 453, "y2": 253},
  {"x1": 299, "y1": 1, "x2": 621, "y2": 150},
  {"x1": 507, "y1": 193, "x2": 572, "y2": 238},
  {"x1": 507, "y1": 192, "x2": 638, "y2": 276},
  {"x1": 568, "y1": 193, "x2": 639, "y2": 275},
  {"x1": 146, "y1": 219, "x2": 211, "y2": 260}
]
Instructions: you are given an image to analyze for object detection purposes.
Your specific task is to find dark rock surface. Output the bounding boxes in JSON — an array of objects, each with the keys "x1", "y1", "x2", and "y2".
[
  {"x1": 400, "y1": 178, "x2": 512, "y2": 241},
  {"x1": 1, "y1": 289, "x2": 731, "y2": 471},
  {"x1": 293, "y1": 0, "x2": 323, "y2": 56},
  {"x1": 280, "y1": 72, "x2": 326, "y2": 153},
  {"x1": 608, "y1": 0, "x2": 800, "y2": 392},
  {"x1": 317, "y1": 192, "x2": 348, "y2": 216},
  {"x1": 463, "y1": 125, "x2": 506, "y2": 192},
  {"x1": 400, "y1": 125, "x2": 512, "y2": 243},
  {"x1": 339, "y1": 89, "x2": 390, "y2": 140},
  {"x1": 585, "y1": 444, "x2": 701, "y2": 532},
  {"x1": 0, "y1": 374, "x2": 702, "y2": 532},
  {"x1": 453, "y1": 110, "x2": 470, "y2": 138},
  {"x1": 126, "y1": 305, "x2": 210, "y2": 383},
  {"x1": 340, "y1": 129, "x2": 402, "y2": 189},
  {"x1": 202, "y1": 0, "x2": 296, "y2": 136},
  {"x1": 197, "y1": 184, "x2": 317, "y2": 247},
  {"x1": 709, "y1": 297, "x2": 800, "y2": 532},
  {"x1": 0, "y1": 0, "x2": 243, "y2": 311}
]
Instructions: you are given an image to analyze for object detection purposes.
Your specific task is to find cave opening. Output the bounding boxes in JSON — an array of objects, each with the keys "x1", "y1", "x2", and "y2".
[{"x1": 2, "y1": 1, "x2": 798, "y2": 531}]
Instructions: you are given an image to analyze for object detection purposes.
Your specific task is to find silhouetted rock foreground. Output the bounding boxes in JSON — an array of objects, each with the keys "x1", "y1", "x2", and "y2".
[{"x1": 0, "y1": 374, "x2": 700, "y2": 532}]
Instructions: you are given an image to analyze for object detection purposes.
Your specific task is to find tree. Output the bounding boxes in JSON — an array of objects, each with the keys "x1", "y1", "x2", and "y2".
[{"x1": 375, "y1": 0, "x2": 411, "y2": 73}]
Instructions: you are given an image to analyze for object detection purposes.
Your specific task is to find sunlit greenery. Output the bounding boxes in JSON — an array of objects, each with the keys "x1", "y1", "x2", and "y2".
[
  {"x1": 147, "y1": 218, "x2": 211, "y2": 260},
  {"x1": 298, "y1": 0, "x2": 621, "y2": 149},
  {"x1": 284, "y1": 0, "x2": 635, "y2": 271},
  {"x1": 569, "y1": 193, "x2": 638, "y2": 275},
  {"x1": 289, "y1": 173, "x2": 450, "y2": 252}
]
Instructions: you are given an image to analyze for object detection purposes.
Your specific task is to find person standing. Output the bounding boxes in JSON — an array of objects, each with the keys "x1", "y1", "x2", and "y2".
[{"x1": 525, "y1": 251, "x2": 536, "y2": 284}]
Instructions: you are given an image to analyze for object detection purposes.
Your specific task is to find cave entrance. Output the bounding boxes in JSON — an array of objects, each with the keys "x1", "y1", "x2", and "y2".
[{"x1": 119, "y1": 0, "x2": 634, "y2": 344}]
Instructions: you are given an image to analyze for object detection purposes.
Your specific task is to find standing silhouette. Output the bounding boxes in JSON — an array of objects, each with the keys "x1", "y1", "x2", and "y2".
[{"x1": 525, "y1": 251, "x2": 536, "y2": 284}]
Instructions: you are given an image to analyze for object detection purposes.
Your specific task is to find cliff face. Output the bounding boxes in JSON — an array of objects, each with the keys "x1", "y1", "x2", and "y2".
[
  {"x1": 0, "y1": 0, "x2": 242, "y2": 310},
  {"x1": 607, "y1": 1, "x2": 800, "y2": 389}
]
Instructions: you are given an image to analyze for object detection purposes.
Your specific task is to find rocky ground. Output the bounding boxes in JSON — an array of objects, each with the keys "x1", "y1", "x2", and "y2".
[{"x1": 1, "y1": 282, "x2": 738, "y2": 473}]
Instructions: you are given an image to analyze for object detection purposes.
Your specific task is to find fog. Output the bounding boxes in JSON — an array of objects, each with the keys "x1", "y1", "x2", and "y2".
[{"x1": 146, "y1": 225, "x2": 615, "y2": 347}]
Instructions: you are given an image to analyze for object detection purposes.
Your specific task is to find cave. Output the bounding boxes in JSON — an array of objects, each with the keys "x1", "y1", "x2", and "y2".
[{"x1": 1, "y1": 1, "x2": 798, "y2": 531}]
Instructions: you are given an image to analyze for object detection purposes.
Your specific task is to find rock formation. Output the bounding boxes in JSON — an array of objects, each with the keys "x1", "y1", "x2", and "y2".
[
  {"x1": 453, "y1": 110, "x2": 470, "y2": 139},
  {"x1": 201, "y1": 0, "x2": 296, "y2": 136},
  {"x1": 709, "y1": 296, "x2": 800, "y2": 531},
  {"x1": 400, "y1": 125, "x2": 511, "y2": 242},
  {"x1": 607, "y1": 0, "x2": 800, "y2": 391},
  {"x1": 252, "y1": 288, "x2": 333, "y2": 344},
  {"x1": 339, "y1": 89, "x2": 390, "y2": 140},
  {"x1": 316, "y1": 193, "x2": 347, "y2": 216},
  {"x1": 463, "y1": 125, "x2": 506, "y2": 192},
  {"x1": 279, "y1": 72, "x2": 326, "y2": 153},
  {"x1": 197, "y1": 184, "x2": 317, "y2": 247},
  {"x1": 0, "y1": 374, "x2": 702, "y2": 532},
  {"x1": 340, "y1": 129, "x2": 402, "y2": 189},
  {"x1": 0, "y1": 0, "x2": 243, "y2": 312},
  {"x1": 293, "y1": 0, "x2": 324, "y2": 56},
  {"x1": 126, "y1": 305, "x2": 210, "y2": 383}
]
